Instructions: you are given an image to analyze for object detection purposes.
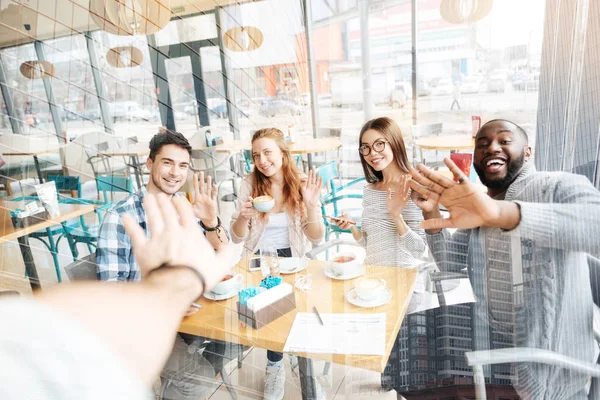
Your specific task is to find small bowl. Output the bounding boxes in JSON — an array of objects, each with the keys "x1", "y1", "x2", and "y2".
[{"x1": 253, "y1": 196, "x2": 275, "y2": 213}]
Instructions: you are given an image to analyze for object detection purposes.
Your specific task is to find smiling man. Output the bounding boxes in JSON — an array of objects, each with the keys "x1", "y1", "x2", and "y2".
[
  {"x1": 97, "y1": 130, "x2": 228, "y2": 282},
  {"x1": 410, "y1": 119, "x2": 600, "y2": 399}
]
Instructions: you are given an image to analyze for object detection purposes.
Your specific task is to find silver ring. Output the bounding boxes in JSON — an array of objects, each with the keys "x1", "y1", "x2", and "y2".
[{"x1": 458, "y1": 177, "x2": 466, "y2": 184}]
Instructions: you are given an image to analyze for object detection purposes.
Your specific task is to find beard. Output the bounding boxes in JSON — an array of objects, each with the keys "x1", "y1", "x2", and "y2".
[{"x1": 474, "y1": 152, "x2": 526, "y2": 190}]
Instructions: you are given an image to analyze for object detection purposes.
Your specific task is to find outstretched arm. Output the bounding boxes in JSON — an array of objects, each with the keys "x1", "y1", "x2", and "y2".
[{"x1": 37, "y1": 194, "x2": 234, "y2": 387}]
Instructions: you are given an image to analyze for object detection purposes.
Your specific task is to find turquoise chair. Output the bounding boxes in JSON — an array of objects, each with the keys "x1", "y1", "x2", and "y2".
[
  {"x1": 10, "y1": 175, "x2": 104, "y2": 282},
  {"x1": 65, "y1": 175, "x2": 134, "y2": 244},
  {"x1": 316, "y1": 161, "x2": 365, "y2": 242}
]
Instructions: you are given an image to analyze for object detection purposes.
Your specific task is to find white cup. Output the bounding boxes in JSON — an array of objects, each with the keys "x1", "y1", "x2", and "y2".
[
  {"x1": 211, "y1": 273, "x2": 243, "y2": 295},
  {"x1": 253, "y1": 195, "x2": 275, "y2": 212},
  {"x1": 330, "y1": 252, "x2": 360, "y2": 276},
  {"x1": 353, "y1": 278, "x2": 386, "y2": 302}
]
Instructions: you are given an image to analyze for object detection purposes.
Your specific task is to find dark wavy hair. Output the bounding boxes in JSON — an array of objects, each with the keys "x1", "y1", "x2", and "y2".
[
  {"x1": 148, "y1": 130, "x2": 192, "y2": 161},
  {"x1": 358, "y1": 117, "x2": 411, "y2": 183}
]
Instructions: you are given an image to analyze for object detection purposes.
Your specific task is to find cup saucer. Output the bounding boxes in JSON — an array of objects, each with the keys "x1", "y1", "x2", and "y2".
[
  {"x1": 204, "y1": 283, "x2": 242, "y2": 301},
  {"x1": 324, "y1": 265, "x2": 364, "y2": 280},
  {"x1": 347, "y1": 287, "x2": 392, "y2": 308}
]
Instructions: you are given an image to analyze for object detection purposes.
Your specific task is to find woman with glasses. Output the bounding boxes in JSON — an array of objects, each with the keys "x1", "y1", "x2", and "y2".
[
  {"x1": 230, "y1": 127, "x2": 325, "y2": 400},
  {"x1": 334, "y1": 117, "x2": 433, "y2": 394}
]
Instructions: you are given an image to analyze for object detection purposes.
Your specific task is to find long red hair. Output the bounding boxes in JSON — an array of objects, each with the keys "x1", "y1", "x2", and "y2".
[{"x1": 251, "y1": 128, "x2": 304, "y2": 218}]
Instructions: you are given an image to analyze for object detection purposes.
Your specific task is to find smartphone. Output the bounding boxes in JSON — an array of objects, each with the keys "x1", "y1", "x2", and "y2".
[{"x1": 248, "y1": 256, "x2": 262, "y2": 271}]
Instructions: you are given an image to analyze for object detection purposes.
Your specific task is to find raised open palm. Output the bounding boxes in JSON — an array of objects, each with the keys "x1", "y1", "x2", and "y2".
[
  {"x1": 386, "y1": 175, "x2": 412, "y2": 218},
  {"x1": 410, "y1": 159, "x2": 502, "y2": 230},
  {"x1": 192, "y1": 171, "x2": 218, "y2": 224},
  {"x1": 301, "y1": 169, "x2": 323, "y2": 207}
]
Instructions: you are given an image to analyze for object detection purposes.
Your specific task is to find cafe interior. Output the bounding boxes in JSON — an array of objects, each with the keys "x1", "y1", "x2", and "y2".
[{"x1": 1, "y1": 0, "x2": 599, "y2": 399}]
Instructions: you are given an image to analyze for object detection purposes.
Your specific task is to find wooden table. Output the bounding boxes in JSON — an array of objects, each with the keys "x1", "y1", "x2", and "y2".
[
  {"x1": 98, "y1": 144, "x2": 150, "y2": 189},
  {"x1": 180, "y1": 259, "x2": 416, "y2": 399},
  {"x1": 415, "y1": 134, "x2": 475, "y2": 151},
  {"x1": 0, "y1": 201, "x2": 95, "y2": 290},
  {"x1": 0, "y1": 145, "x2": 65, "y2": 184}
]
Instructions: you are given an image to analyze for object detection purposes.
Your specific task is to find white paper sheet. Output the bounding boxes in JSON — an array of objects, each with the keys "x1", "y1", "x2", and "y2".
[
  {"x1": 409, "y1": 278, "x2": 476, "y2": 314},
  {"x1": 283, "y1": 313, "x2": 386, "y2": 355}
]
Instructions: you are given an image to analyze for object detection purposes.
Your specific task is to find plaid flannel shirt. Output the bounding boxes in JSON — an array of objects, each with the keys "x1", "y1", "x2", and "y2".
[{"x1": 96, "y1": 187, "x2": 228, "y2": 282}]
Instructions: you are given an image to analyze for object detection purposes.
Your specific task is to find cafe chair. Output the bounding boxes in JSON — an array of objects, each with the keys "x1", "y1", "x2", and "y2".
[
  {"x1": 64, "y1": 253, "x2": 98, "y2": 282},
  {"x1": 316, "y1": 161, "x2": 365, "y2": 244},
  {"x1": 410, "y1": 122, "x2": 444, "y2": 169},
  {"x1": 9, "y1": 175, "x2": 105, "y2": 280}
]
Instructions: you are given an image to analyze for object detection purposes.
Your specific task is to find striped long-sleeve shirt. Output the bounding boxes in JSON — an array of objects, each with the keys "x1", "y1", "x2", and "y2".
[
  {"x1": 427, "y1": 165, "x2": 600, "y2": 400},
  {"x1": 360, "y1": 186, "x2": 428, "y2": 269}
]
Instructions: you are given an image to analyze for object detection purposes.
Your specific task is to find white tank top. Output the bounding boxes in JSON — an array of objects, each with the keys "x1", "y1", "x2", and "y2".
[{"x1": 259, "y1": 212, "x2": 291, "y2": 250}]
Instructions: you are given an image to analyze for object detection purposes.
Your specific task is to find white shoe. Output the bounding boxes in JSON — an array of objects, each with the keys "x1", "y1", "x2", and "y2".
[{"x1": 263, "y1": 363, "x2": 285, "y2": 400}]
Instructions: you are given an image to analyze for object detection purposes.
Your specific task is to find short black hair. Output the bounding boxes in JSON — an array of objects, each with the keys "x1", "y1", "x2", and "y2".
[
  {"x1": 479, "y1": 119, "x2": 529, "y2": 144},
  {"x1": 148, "y1": 130, "x2": 192, "y2": 161}
]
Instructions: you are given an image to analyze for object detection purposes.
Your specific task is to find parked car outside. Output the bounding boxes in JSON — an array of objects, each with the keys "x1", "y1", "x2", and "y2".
[
  {"x1": 258, "y1": 99, "x2": 303, "y2": 117},
  {"x1": 432, "y1": 78, "x2": 454, "y2": 96},
  {"x1": 487, "y1": 73, "x2": 506, "y2": 93},
  {"x1": 460, "y1": 76, "x2": 484, "y2": 94}
]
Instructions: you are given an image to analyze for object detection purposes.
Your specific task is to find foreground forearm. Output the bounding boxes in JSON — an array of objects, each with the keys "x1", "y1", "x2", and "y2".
[{"x1": 37, "y1": 267, "x2": 201, "y2": 387}]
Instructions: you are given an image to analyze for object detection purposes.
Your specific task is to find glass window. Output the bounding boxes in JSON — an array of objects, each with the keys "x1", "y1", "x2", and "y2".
[
  {"x1": 1, "y1": 44, "x2": 54, "y2": 136},
  {"x1": 42, "y1": 35, "x2": 103, "y2": 140},
  {"x1": 91, "y1": 31, "x2": 160, "y2": 142}
]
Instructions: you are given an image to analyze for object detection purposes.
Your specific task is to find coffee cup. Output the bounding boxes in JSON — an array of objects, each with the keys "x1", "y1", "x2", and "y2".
[
  {"x1": 253, "y1": 195, "x2": 275, "y2": 213},
  {"x1": 210, "y1": 273, "x2": 243, "y2": 295},
  {"x1": 330, "y1": 251, "x2": 360, "y2": 276},
  {"x1": 353, "y1": 277, "x2": 386, "y2": 302}
]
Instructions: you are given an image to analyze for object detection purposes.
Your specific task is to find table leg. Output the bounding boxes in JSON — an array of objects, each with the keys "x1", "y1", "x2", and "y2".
[
  {"x1": 33, "y1": 155, "x2": 44, "y2": 184},
  {"x1": 221, "y1": 154, "x2": 238, "y2": 202},
  {"x1": 298, "y1": 356, "x2": 318, "y2": 400},
  {"x1": 131, "y1": 156, "x2": 142, "y2": 189},
  {"x1": 17, "y1": 236, "x2": 41, "y2": 291},
  {"x1": 61, "y1": 222, "x2": 79, "y2": 261},
  {"x1": 307, "y1": 153, "x2": 313, "y2": 171}
]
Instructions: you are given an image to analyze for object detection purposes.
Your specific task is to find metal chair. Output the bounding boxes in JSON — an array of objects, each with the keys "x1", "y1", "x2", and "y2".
[
  {"x1": 410, "y1": 123, "x2": 444, "y2": 168},
  {"x1": 64, "y1": 253, "x2": 98, "y2": 282},
  {"x1": 316, "y1": 161, "x2": 365, "y2": 244}
]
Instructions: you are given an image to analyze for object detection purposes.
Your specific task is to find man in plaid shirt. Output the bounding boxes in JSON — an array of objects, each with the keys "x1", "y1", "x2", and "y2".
[
  {"x1": 95, "y1": 130, "x2": 230, "y2": 399},
  {"x1": 96, "y1": 130, "x2": 228, "y2": 282}
]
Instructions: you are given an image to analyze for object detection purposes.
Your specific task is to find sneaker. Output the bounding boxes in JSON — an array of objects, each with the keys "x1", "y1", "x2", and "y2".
[{"x1": 263, "y1": 363, "x2": 285, "y2": 400}]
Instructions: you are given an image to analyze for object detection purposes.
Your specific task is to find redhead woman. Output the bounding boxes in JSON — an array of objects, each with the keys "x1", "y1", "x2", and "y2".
[{"x1": 230, "y1": 127, "x2": 325, "y2": 400}]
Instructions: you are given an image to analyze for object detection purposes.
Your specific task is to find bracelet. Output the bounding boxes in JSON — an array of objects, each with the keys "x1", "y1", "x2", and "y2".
[
  {"x1": 152, "y1": 263, "x2": 207, "y2": 296},
  {"x1": 200, "y1": 217, "x2": 224, "y2": 242}
]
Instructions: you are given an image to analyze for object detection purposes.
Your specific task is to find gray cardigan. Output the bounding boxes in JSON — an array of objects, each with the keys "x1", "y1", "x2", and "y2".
[{"x1": 427, "y1": 165, "x2": 600, "y2": 400}]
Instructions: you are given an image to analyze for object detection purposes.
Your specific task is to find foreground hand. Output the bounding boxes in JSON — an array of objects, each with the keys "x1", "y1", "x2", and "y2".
[
  {"x1": 240, "y1": 196, "x2": 258, "y2": 220},
  {"x1": 301, "y1": 169, "x2": 323, "y2": 208},
  {"x1": 192, "y1": 172, "x2": 218, "y2": 225},
  {"x1": 386, "y1": 175, "x2": 412, "y2": 218},
  {"x1": 122, "y1": 194, "x2": 234, "y2": 292},
  {"x1": 409, "y1": 158, "x2": 503, "y2": 230},
  {"x1": 333, "y1": 212, "x2": 355, "y2": 231}
]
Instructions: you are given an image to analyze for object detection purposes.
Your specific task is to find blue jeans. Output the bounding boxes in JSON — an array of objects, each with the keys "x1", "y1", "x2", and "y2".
[{"x1": 263, "y1": 247, "x2": 291, "y2": 363}]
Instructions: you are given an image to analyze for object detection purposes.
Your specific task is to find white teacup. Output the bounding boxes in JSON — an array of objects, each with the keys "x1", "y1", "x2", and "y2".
[
  {"x1": 330, "y1": 252, "x2": 360, "y2": 276},
  {"x1": 211, "y1": 273, "x2": 243, "y2": 295},
  {"x1": 253, "y1": 195, "x2": 275, "y2": 213},
  {"x1": 353, "y1": 278, "x2": 386, "y2": 302}
]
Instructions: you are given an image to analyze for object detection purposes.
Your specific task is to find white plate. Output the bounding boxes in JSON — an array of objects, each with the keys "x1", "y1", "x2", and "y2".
[
  {"x1": 324, "y1": 265, "x2": 364, "y2": 280},
  {"x1": 204, "y1": 283, "x2": 242, "y2": 301},
  {"x1": 347, "y1": 287, "x2": 392, "y2": 308},
  {"x1": 279, "y1": 257, "x2": 309, "y2": 274}
]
